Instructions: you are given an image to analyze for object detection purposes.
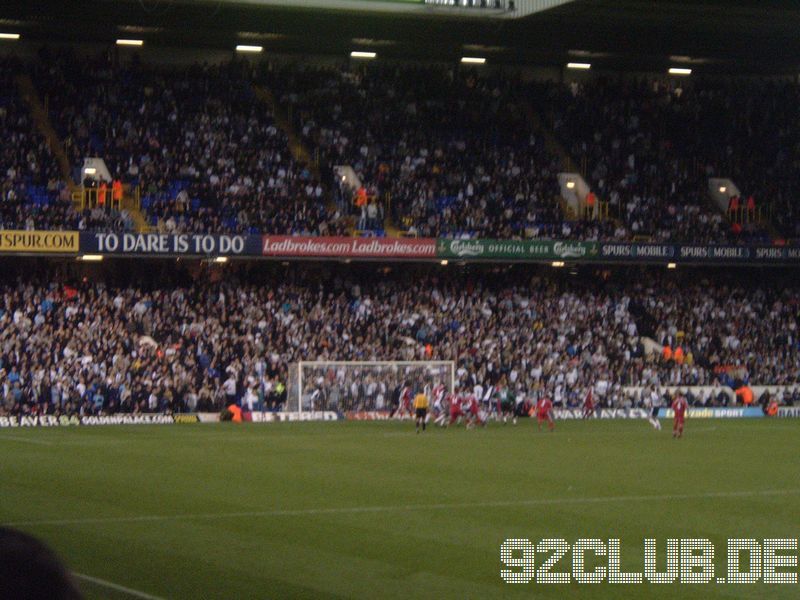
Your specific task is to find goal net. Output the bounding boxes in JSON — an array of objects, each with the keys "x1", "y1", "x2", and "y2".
[{"x1": 286, "y1": 361, "x2": 456, "y2": 416}]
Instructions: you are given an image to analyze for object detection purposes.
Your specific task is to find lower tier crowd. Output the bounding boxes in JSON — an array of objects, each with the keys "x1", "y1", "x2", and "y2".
[{"x1": 0, "y1": 262, "x2": 798, "y2": 417}]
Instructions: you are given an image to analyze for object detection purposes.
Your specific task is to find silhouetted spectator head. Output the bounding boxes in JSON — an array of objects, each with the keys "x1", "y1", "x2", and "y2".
[{"x1": 0, "y1": 527, "x2": 82, "y2": 600}]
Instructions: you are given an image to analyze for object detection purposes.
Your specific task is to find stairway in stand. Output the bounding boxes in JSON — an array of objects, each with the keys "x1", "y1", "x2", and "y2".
[
  {"x1": 253, "y1": 86, "x2": 317, "y2": 175},
  {"x1": 122, "y1": 188, "x2": 152, "y2": 233},
  {"x1": 253, "y1": 85, "x2": 367, "y2": 235},
  {"x1": 523, "y1": 102, "x2": 619, "y2": 226},
  {"x1": 522, "y1": 102, "x2": 577, "y2": 174},
  {"x1": 15, "y1": 74, "x2": 151, "y2": 233},
  {"x1": 15, "y1": 74, "x2": 75, "y2": 190}
]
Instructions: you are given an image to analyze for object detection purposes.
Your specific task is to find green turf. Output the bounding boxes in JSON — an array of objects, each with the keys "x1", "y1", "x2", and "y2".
[{"x1": 1, "y1": 419, "x2": 799, "y2": 599}]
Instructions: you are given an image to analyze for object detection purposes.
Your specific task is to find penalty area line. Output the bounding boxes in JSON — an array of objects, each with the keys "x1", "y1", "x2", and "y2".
[
  {"x1": 5, "y1": 488, "x2": 800, "y2": 529},
  {"x1": 73, "y1": 572, "x2": 166, "y2": 600}
]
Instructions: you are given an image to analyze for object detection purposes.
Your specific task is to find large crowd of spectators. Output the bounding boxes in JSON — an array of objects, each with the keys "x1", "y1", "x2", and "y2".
[
  {"x1": 630, "y1": 279, "x2": 800, "y2": 387},
  {"x1": 0, "y1": 58, "x2": 133, "y2": 232},
  {"x1": 34, "y1": 50, "x2": 345, "y2": 236},
  {"x1": 267, "y1": 65, "x2": 800, "y2": 244},
  {"x1": 3, "y1": 51, "x2": 800, "y2": 244},
  {"x1": 687, "y1": 79, "x2": 800, "y2": 242},
  {"x1": 531, "y1": 77, "x2": 791, "y2": 244},
  {"x1": 1, "y1": 264, "x2": 797, "y2": 417},
  {"x1": 0, "y1": 58, "x2": 70, "y2": 231},
  {"x1": 266, "y1": 64, "x2": 565, "y2": 239}
]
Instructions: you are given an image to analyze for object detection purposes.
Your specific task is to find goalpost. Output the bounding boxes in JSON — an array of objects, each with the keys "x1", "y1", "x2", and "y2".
[{"x1": 287, "y1": 361, "x2": 456, "y2": 416}]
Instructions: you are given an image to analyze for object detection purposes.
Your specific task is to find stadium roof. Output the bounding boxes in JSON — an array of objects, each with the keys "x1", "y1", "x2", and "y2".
[
  {"x1": 3, "y1": 0, "x2": 800, "y2": 73},
  {"x1": 191, "y1": 0, "x2": 576, "y2": 20}
]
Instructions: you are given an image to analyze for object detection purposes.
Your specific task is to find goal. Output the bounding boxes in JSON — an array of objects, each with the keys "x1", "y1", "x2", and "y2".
[{"x1": 286, "y1": 361, "x2": 456, "y2": 416}]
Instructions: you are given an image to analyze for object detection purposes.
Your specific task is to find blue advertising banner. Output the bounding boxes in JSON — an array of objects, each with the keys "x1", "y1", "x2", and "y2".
[
  {"x1": 80, "y1": 232, "x2": 262, "y2": 256},
  {"x1": 657, "y1": 407, "x2": 765, "y2": 419},
  {"x1": 600, "y1": 243, "x2": 800, "y2": 264}
]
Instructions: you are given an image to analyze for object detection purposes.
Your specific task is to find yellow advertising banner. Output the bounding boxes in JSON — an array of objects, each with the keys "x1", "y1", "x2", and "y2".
[{"x1": 0, "y1": 230, "x2": 79, "y2": 253}]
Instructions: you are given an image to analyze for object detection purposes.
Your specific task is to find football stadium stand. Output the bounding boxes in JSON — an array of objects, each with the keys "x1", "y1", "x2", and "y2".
[
  {"x1": 2, "y1": 53, "x2": 798, "y2": 244},
  {"x1": 0, "y1": 265, "x2": 797, "y2": 417}
]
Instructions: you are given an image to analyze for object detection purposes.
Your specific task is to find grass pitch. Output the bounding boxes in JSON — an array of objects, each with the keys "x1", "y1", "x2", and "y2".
[{"x1": 1, "y1": 419, "x2": 799, "y2": 599}]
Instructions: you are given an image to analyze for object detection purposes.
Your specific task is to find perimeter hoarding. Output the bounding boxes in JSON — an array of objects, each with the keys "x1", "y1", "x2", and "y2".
[
  {"x1": 82, "y1": 232, "x2": 260, "y2": 256},
  {"x1": 438, "y1": 239, "x2": 800, "y2": 264},
  {"x1": 80, "y1": 233, "x2": 438, "y2": 259},
  {"x1": 436, "y1": 238, "x2": 599, "y2": 260},
  {"x1": 599, "y1": 242, "x2": 800, "y2": 264},
  {"x1": 657, "y1": 407, "x2": 766, "y2": 419},
  {"x1": 0, "y1": 230, "x2": 79, "y2": 254},
  {"x1": 261, "y1": 236, "x2": 437, "y2": 259},
  {"x1": 3, "y1": 232, "x2": 796, "y2": 265},
  {"x1": 0, "y1": 414, "x2": 175, "y2": 427}
]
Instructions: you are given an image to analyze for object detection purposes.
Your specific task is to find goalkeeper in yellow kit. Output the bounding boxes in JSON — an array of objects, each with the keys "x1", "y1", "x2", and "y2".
[{"x1": 413, "y1": 391, "x2": 429, "y2": 433}]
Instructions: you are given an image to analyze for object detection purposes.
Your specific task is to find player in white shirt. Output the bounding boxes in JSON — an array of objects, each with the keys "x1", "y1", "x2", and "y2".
[
  {"x1": 432, "y1": 383, "x2": 448, "y2": 426},
  {"x1": 480, "y1": 384, "x2": 495, "y2": 418},
  {"x1": 244, "y1": 383, "x2": 259, "y2": 412},
  {"x1": 473, "y1": 383, "x2": 484, "y2": 410},
  {"x1": 514, "y1": 387, "x2": 527, "y2": 423},
  {"x1": 595, "y1": 378, "x2": 609, "y2": 401},
  {"x1": 645, "y1": 385, "x2": 662, "y2": 430}
]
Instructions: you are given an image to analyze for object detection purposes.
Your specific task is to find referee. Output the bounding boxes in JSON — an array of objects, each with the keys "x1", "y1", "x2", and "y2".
[{"x1": 414, "y1": 390, "x2": 429, "y2": 433}]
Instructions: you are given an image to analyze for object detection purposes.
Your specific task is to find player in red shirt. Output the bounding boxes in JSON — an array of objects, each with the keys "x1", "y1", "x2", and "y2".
[
  {"x1": 671, "y1": 393, "x2": 688, "y2": 438},
  {"x1": 466, "y1": 393, "x2": 486, "y2": 429},
  {"x1": 448, "y1": 391, "x2": 464, "y2": 426},
  {"x1": 582, "y1": 388, "x2": 595, "y2": 419},
  {"x1": 395, "y1": 382, "x2": 413, "y2": 419},
  {"x1": 536, "y1": 396, "x2": 554, "y2": 431}
]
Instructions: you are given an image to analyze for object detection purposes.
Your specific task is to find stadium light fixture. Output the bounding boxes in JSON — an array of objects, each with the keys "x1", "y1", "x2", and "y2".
[
  {"x1": 668, "y1": 67, "x2": 692, "y2": 75},
  {"x1": 236, "y1": 45, "x2": 263, "y2": 53},
  {"x1": 567, "y1": 62, "x2": 591, "y2": 70},
  {"x1": 719, "y1": 186, "x2": 727, "y2": 193},
  {"x1": 566, "y1": 181, "x2": 576, "y2": 189},
  {"x1": 80, "y1": 255, "x2": 104, "y2": 262},
  {"x1": 461, "y1": 57, "x2": 486, "y2": 65},
  {"x1": 351, "y1": 38, "x2": 395, "y2": 47},
  {"x1": 116, "y1": 39, "x2": 143, "y2": 46},
  {"x1": 213, "y1": 256, "x2": 228, "y2": 264},
  {"x1": 350, "y1": 51, "x2": 376, "y2": 59},
  {"x1": 118, "y1": 25, "x2": 162, "y2": 34},
  {"x1": 552, "y1": 261, "x2": 565, "y2": 268},
  {"x1": 667, "y1": 262, "x2": 677, "y2": 269},
  {"x1": 441, "y1": 260, "x2": 449, "y2": 266},
  {"x1": 0, "y1": 33, "x2": 21, "y2": 40}
]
